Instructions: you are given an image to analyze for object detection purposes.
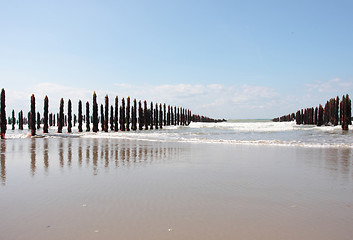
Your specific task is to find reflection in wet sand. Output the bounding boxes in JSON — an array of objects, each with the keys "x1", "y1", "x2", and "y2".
[
  {"x1": 0, "y1": 140, "x2": 5, "y2": 185},
  {"x1": 30, "y1": 139, "x2": 36, "y2": 176}
]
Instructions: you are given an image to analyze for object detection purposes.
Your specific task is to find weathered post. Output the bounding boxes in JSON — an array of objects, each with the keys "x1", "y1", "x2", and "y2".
[
  {"x1": 53, "y1": 114, "x2": 56, "y2": 127},
  {"x1": 43, "y1": 96, "x2": 49, "y2": 133},
  {"x1": 177, "y1": 107, "x2": 180, "y2": 125},
  {"x1": 11, "y1": 110, "x2": 15, "y2": 130},
  {"x1": 126, "y1": 97, "x2": 130, "y2": 131},
  {"x1": 19, "y1": 111, "x2": 23, "y2": 130},
  {"x1": 167, "y1": 105, "x2": 170, "y2": 126},
  {"x1": 104, "y1": 95, "x2": 109, "y2": 132},
  {"x1": 138, "y1": 100, "x2": 143, "y2": 130},
  {"x1": 171, "y1": 106, "x2": 174, "y2": 125},
  {"x1": 30, "y1": 94, "x2": 36, "y2": 136},
  {"x1": 93, "y1": 92, "x2": 98, "y2": 132},
  {"x1": 155, "y1": 103, "x2": 158, "y2": 130},
  {"x1": 150, "y1": 102, "x2": 154, "y2": 130},
  {"x1": 159, "y1": 104, "x2": 163, "y2": 129},
  {"x1": 0, "y1": 89, "x2": 6, "y2": 139},
  {"x1": 163, "y1": 104, "x2": 166, "y2": 126},
  {"x1": 144, "y1": 100, "x2": 148, "y2": 130},
  {"x1": 132, "y1": 99, "x2": 137, "y2": 131},
  {"x1": 114, "y1": 96, "x2": 119, "y2": 132},
  {"x1": 78, "y1": 100, "x2": 83, "y2": 132},
  {"x1": 100, "y1": 104, "x2": 104, "y2": 132},
  {"x1": 86, "y1": 101, "x2": 90, "y2": 132},
  {"x1": 121, "y1": 98, "x2": 125, "y2": 131},
  {"x1": 58, "y1": 98, "x2": 64, "y2": 133},
  {"x1": 37, "y1": 112, "x2": 41, "y2": 129},
  {"x1": 67, "y1": 99, "x2": 72, "y2": 133},
  {"x1": 110, "y1": 105, "x2": 114, "y2": 130}
]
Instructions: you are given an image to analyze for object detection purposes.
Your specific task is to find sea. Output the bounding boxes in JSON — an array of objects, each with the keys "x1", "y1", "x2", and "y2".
[{"x1": 4, "y1": 120, "x2": 353, "y2": 148}]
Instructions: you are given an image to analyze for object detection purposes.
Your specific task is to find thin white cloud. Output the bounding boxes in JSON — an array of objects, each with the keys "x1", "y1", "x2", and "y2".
[{"x1": 305, "y1": 78, "x2": 353, "y2": 94}]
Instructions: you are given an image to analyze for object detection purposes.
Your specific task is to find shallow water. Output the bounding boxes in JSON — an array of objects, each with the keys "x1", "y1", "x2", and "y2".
[{"x1": 0, "y1": 137, "x2": 352, "y2": 239}]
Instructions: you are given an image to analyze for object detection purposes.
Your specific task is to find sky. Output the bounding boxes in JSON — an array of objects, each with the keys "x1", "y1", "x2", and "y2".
[{"x1": 1, "y1": 0, "x2": 353, "y2": 119}]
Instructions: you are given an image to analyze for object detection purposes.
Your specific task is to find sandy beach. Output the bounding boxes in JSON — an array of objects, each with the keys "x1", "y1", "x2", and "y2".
[{"x1": 0, "y1": 137, "x2": 352, "y2": 240}]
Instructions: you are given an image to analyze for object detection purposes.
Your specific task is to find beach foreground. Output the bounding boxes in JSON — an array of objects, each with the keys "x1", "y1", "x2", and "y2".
[{"x1": 0, "y1": 138, "x2": 352, "y2": 240}]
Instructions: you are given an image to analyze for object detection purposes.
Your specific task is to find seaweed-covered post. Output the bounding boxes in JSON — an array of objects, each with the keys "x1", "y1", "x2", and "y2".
[
  {"x1": 11, "y1": 110, "x2": 15, "y2": 130},
  {"x1": 37, "y1": 112, "x2": 41, "y2": 129},
  {"x1": 93, "y1": 92, "x2": 98, "y2": 132},
  {"x1": 126, "y1": 97, "x2": 130, "y2": 131},
  {"x1": 58, "y1": 98, "x2": 64, "y2": 133},
  {"x1": 110, "y1": 105, "x2": 114, "y2": 130},
  {"x1": 78, "y1": 100, "x2": 83, "y2": 132},
  {"x1": 114, "y1": 96, "x2": 119, "y2": 132},
  {"x1": 138, "y1": 100, "x2": 143, "y2": 130},
  {"x1": 30, "y1": 94, "x2": 36, "y2": 136},
  {"x1": 43, "y1": 96, "x2": 49, "y2": 133},
  {"x1": 86, "y1": 101, "x2": 90, "y2": 132},
  {"x1": 100, "y1": 104, "x2": 104, "y2": 132},
  {"x1": 155, "y1": 103, "x2": 158, "y2": 130},
  {"x1": 104, "y1": 95, "x2": 109, "y2": 132},
  {"x1": 67, "y1": 99, "x2": 72, "y2": 133},
  {"x1": 0, "y1": 89, "x2": 6, "y2": 139},
  {"x1": 121, "y1": 98, "x2": 126, "y2": 131}
]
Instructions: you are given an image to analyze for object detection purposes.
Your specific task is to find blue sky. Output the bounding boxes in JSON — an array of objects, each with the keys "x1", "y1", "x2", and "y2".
[{"x1": 1, "y1": 0, "x2": 353, "y2": 119}]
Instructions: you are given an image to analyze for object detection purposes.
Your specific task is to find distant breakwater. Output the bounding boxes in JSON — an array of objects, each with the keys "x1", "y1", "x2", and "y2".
[
  {"x1": 273, "y1": 94, "x2": 352, "y2": 130},
  {"x1": 0, "y1": 88, "x2": 225, "y2": 139}
]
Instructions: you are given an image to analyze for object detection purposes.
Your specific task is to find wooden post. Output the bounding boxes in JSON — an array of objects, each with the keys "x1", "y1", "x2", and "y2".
[
  {"x1": 167, "y1": 105, "x2": 170, "y2": 126},
  {"x1": 104, "y1": 95, "x2": 109, "y2": 132},
  {"x1": 93, "y1": 92, "x2": 98, "y2": 132},
  {"x1": 73, "y1": 114, "x2": 77, "y2": 127},
  {"x1": 138, "y1": 100, "x2": 143, "y2": 130},
  {"x1": 100, "y1": 104, "x2": 104, "y2": 132},
  {"x1": 110, "y1": 105, "x2": 114, "y2": 130},
  {"x1": 171, "y1": 106, "x2": 174, "y2": 125},
  {"x1": 121, "y1": 98, "x2": 125, "y2": 131},
  {"x1": 0, "y1": 89, "x2": 5, "y2": 139},
  {"x1": 37, "y1": 112, "x2": 41, "y2": 129},
  {"x1": 126, "y1": 97, "x2": 130, "y2": 131},
  {"x1": 150, "y1": 102, "x2": 154, "y2": 130},
  {"x1": 86, "y1": 101, "x2": 90, "y2": 132},
  {"x1": 114, "y1": 96, "x2": 119, "y2": 132},
  {"x1": 12, "y1": 110, "x2": 15, "y2": 130},
  {"x1": 155, "y1": 103, "x2": 158, "y2": 130},
  {"x1": 67, "y1": 99, "x2": 72, "y2": 133},
  {"x1": 144, "y1": 100, "x2": 148, "y2": 130},
  {"x1": 159, "y1": 104, "x2": 163, "y2": 129},
  {"x1": 163, "y1": 104, "x2": 166, "y2": 126},
  {"x1": 19, "y1": 111, "x2": 23, "y2": 130},
  {"x1": 132, "y1": 99, "x2": 137, "y2": 131},
  {"x1": 58, "y1": 98, "x2": 64, "y2": 133},
  {"x1": 78, "y1": 100, "x2": 83, "y2": 132},
  {"x1": 30, "y1": 94, "x2": 36, "y2": 136}
]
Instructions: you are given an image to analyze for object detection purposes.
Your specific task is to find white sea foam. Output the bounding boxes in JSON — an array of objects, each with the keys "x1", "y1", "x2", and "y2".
[{"x1": 2, "y1": 122, "x2": 353, "y2": 148}]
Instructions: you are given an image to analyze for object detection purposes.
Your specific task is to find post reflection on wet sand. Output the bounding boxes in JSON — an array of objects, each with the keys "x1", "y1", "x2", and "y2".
[{"x1": 0, "y1": 140, "x2": 6, "y2": 185}]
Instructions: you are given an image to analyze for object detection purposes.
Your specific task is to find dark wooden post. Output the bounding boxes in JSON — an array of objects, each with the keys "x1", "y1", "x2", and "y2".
[
  {"x1": 104, "y1": 95, "x2": 109, "y2": 132},
  {"x1": 347, "y1": 94, "x2": 352, "y2": 126},
  {"x1": 150, "y1": 102, "x2": 154, "y2": 130},
  {"x1": 0, "y1": 89, "x2": 5, "y2": 139},
  {"x1": 100, "y1": 104, "x2": 104, "y2": 131},
  {"x1": 19, "y1": 111, "x2": 23, "y2": 130},
  {"x1": 114, "y1": 96, "x2": 119, "y2": 132},
  {"x1": 58, "y1": 98, "x2": 64, "y2": 133},
  {"x1": 126, "y1": 97, "x2": 130, "y2": 131},
  {"x1": 93, "y1": 92, "x2": 98, "y2": 132},
  {"x1": 132, "y1": 99, "x2": 137, "y2": 131},
  {"x1": 163, "y1": 104, "x2": 166, "y2": 126},
  {"x1": 43, "y1": 96, "x2": 49, "y2": 133},
  {"x1": 110, "y1": 105, "x2": 114, "y2": 130},
  {"x1": 155, "y1": 103, "x2": 158, "y2": 130},
  {"x1": 67, "y1": 99, "x2": 72, "y2": 133},
  {"x1": 144, "y1": 100, "x2": 148, "y2": 130},
  {"x1": 86, "y1": 101, "x2": 90, "y2": 132},
  {"x1": 11, "y1": 110, "x2": 15, "y2": 130},
  {"x1": 138, "y1": 100, "x2": 143, "y2": 130},
  {"x1": 78, "y1": 100, "x2": 83, "y2": 132},
  {"x1": 53, "y1": 114, "x2": 56, "y2": 127},
  {"x1": 159, "y1": 104, "x2": 163, "y2": 129},
  {"x1": 30, "y1": 94, "x2": 36, "y2": 136},
  {"x1": 317, "y1": 104, "x2": 323, "y2": 126},
  {"x1": 171, "y1": 106, "x2": 174, "y2": 125},
  {"x1": 167, "y1": 105, "x2": 170, "y2": 126},
  {"x1": 37, "y1": 112, "x2": 41, "y2": 129},
  {"x1": 121, "y1": 98, "x2": 125, "y2": 131}
]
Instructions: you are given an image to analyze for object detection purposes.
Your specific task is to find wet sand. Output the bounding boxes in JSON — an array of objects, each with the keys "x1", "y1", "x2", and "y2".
[{"x1": 0, "y1": 138, "x2": 352, "y2": 240}]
